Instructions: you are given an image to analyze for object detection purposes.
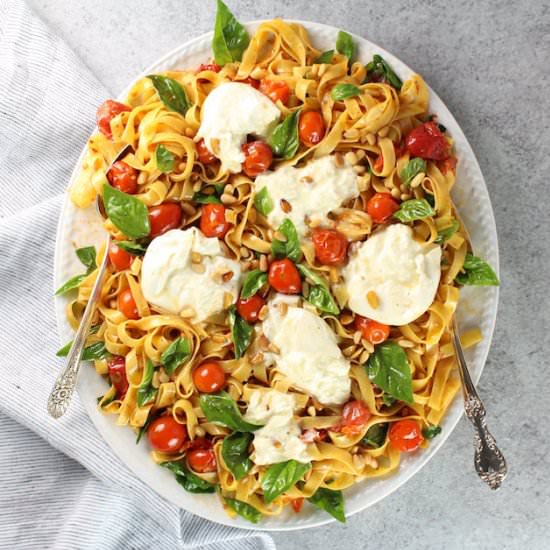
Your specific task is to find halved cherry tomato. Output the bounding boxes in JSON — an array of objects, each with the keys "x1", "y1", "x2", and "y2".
[
  {"x1": 192, "y1": 361, "x2": 226, "y2": 393},
  {"x1": 291, "y1": 498, "x2": 304, "y2": 513},
  {"x1": 108, "y1": 242, "x2": 133, "y2": 271},
  {"x1": 182, "y1": 437, "x2": 213, "y2": 452},
  {"x1": 300, "y1": 428, "x2": 328, "y2": 443},
  {"x1": 236, "y1": 76, "x2": 260, "y2": 89},
  {"x1": 242, "y1": 141, "x2": 273, "y2": 177},
  {"x1": 405, "y1": 121, "x2": 449, "y2": 161},
  {"x1": 354, "y1": 316, "x2": 390, "y2": 344},
  {"x1": 259, "y1": 79, "x2": 290, "y2": 105},
  {"x1": 236, "y1": 294, "x2": 265, "y2": 323},
  {"x1": 147, "y1": 416, "x2": 188, "y2": 453},
  {"x1": 187, "y1": 448, "x2": 217, "y2": 473},
  {"x1": 366, "y1": 192, "x2": 400, "y2": 224},
  {"x1": 311, "y1": 228, "x2": 348, "y2": 265},
  {"x1": 107, "y1": 161, "x2": 138, "y2": 194},
  {"x1": 437, "y1": 154, "x2": 457, "y2": 175},
  {"x1": 196, "y1": 139, "x2": 217, "y2": 165},
  {"x1": 96, "y1": 100, "x2": 131, "y2": 140},
  {"x1": 389, "y1": 419, "x2": 423, "y2": 452},
  {"x1": 107, "y1": 356, "x2": 129, "y2": 398},
  {"x1": 148, "y1": 203, "x2": 182, "y2": 238},
  {"x1": 373, "y1": 154, "x2": 384, "y2": 173},
  {"x1": 336, "y1": 400, "x2": 371, "y2": 435},
  {"x1": 299, "y1": 111, "x2": 325, "y2": 147},
  {"x1": 117, "y1": 288, "x2": 140, "y2": 320},
  {"x1": 200, "y1": 203, "x2": 231, "y2": 238},
  {"x1": 268, "y1": 259, "x2": 302, "y2": 295},
  {"x1": 394, "y1": 141, "x2": 407, "y2": 159},
  {"x1": 198, "y1": 63, "x2": 221, "y2": 73}
]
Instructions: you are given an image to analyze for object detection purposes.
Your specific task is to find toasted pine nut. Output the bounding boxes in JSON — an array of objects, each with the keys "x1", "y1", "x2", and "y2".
[
  {"x1": 356, "y1": 149, "x2": 366, "y2": 161},
  {"x1": 137, "y1": 172, "x2": 147, "y2": 185},
  {"x1": 362, "y1": 339, "x2": 375, "y2": 353},
  {"x1": 353, "y1": 164, "x2": 366, "y2": 174},
  {"x1": 180, "y1": 306, "x2": 196, "y2": 318},
  {"x1": 367, "y1": 290, "x2": 379, "y2": 309},
  {"x1": 152, "y1": 371, "x2": 160, "y2": 389},
  {"x1": 222, "y1": 271, "x2": 234, "y2": 283},
  {"x1": 300, "y1": 176, "x2": 313, "y2": 184},
  {"x1": 398, "y1": 339, "x2": 415, "y2": 348},
  {"x1": 194, "y1": 425, "x2": 206, "y2": 437},
  {"x1": 191, "y1": 252, "x2": 202, "y2": 264},
  {"x1": 193, "y1": 180, "x2": 202, "y2": 192},
  {"x1": 159, "y1": 370, "x2": 170, "y2": 384},
  {"x1": 307, "y1": 406, "x2": 316, "y2": 416},
  {"x1": 353, "y1": 330, "x2": 362, "y2": 344},
  {"x1": 221, "y1": 193, "x2": 237, "y2": 205},
  {"x1": 345, "y1": 151, "x2": 358, "y2": 165},
  {"x1": 240, "y1": 246, "x2": 250, "y2": 258},
  {"x1": 240, "y1": 260, "x2": 251, "y2": 271},
  {"x1": 181, "y1": 202, "x2": 197, "y2": 216},
  {"x1": 224, "y1": 184, "x2": 234, "y2": 195},
  {"x1": 401, "y1": 193, "x2": 411, "y2": 201},
  {"x1": 391, "y1": 187, "x2": 401, "y2": 199},
  {"x1": 191, "y1": 263, "x2": 205, "y2": 274},
  {"x1": 378, "y1": 126, "x2": 389, "y2": 138},
  {"x1": 366, "y1": 133, "x2": 376, "y2": 145},
  {"x1": 363, "y1": 453, "x2": 379, "y2": 469},
  {"x1": 185, "y1": 127, "x2": 195, "y2": 138},
  {"x1": 258, "y1": 306, "x2": 269, "y2": 322},
  {"x1": 259, "y1": 254, "x2": 268, "y2": 272},
  {"x1": 251, "y1": 352, "x2": 265, "y2": 365},
  {"x1": 352, "y1": 453, "x2": 366, "y2": 470},
  {"x1": 333, "y1": 152, "x2": 344, "y2": 167},
  {"x1": 280, "y1": 198, "x2": 292, "y2": 213},
  {"x1": 359, "y1": 349, "x2": 371, "y2": 363},
  {"x1": 306, "y1": 216, "x2": 321, "y2": 228},
  {"x1": 278, "y1": 301, "x2": 288, "y2": 316},
  {"x1": 340, "y1": 314, "x2": 354, "y2": 325}
]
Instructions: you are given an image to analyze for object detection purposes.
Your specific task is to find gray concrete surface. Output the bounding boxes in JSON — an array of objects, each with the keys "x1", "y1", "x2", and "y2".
[{"x1": 24, "y1": 0, "x2": 550, "y2": 548}]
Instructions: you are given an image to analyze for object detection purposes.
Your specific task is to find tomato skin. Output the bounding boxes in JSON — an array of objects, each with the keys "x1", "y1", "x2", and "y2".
[
  {"x1": 437, "y1": 154, "x2": 457, "y2": 175},
  {"x1": 291, "y1": 498, "x2": 304, "y2": 513},
  {"x1": 196, "y1": 139, "x2": 217, "y2": 165},
  {"x1": 259, "y1": 79, "x2": 291, "y2": 105},
  {"x1": 405, "y1": 121, "x2": 449, "y2": 161},
  {"x1": 373, "y1": 154, "x2": 384, "y2": 173},
  {"x1": 147, "y1": 416, "x2": 188, "y2": 453},
  {"x1": 236, "y1": 294, "x2": 265, "y2": 323},
  {"x1": 148, "y1": 203, "x2": 182, "y2": 238},
  {"x1": 107, "y1": 356, "x2": 129, "y2": 398},
  {"x1": 299, "y1": 111, "x2": 325, "y2": 147},
  {"x1": 107, "y1": 161, "x2": 138, "y2": 194},
  {"x1": 200, "y1": 203, "x2": 231, "y2": 238},
  {"x1": 394, "y1": 141, "x2": 407, "y2": 159},
  {"x1": 108, "y1": 242, "x2": 133, "y2": 271},
  {"x1": 192, "y1": 361, "x2": 226, "y2": 393},
  {"x1": 187, "y1": 448, "x2": 217, "y2": 473},
  {"x1": 389, "y1": 419, "x2": 423, "y2": 452},
  {"x1": 96, "y1": 100, "x2": 131, "y2": 140},
  {"x1": 242, "y1": 141, "x2": 273, "y2": 177},
  {"x1": 268, "y1": 259, "x2": 302, "y2": 295},
  {"x1": 354, "y1": 316, "x2": 390, "y2": 344},
  {"x1": 117, "y1": 288, "x2": 140, "y2": 320},
  {"x1": 336, "y1": 400, "x2": 371, "y2": 435},
  {"x1": 311, "y1": 228, "x2": 348, "y2": 265},
  {"x1": 367, "y1": 192, "x2": 400, "y2": 224},
  {"x1": 198, "y1": 63, "x2": 221, "y2": 73},
  {"x1": 237, "y1": 76, "x2": 260, "y2": 89}
]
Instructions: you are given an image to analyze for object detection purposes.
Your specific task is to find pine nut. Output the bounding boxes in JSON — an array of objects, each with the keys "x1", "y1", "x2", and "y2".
[
  {"x1": 191, "y1": 263, "x2": 205, "y2": 274},
  {"x1": 391, "y1": 187, "x2": 401, "y2": 199},
  {"x1": 366, "y1": 133, "x2": 376, "y2": 145},
  {"x1": 251, "y1": 352, "x2": 265, "y2": 364},
  {"x1": 359, "y1": 350, "x2": 371, "y2": 363},
  {"x1": 333, "y1": 152, "x2": 344, "y2": 167},
  {"x1": 258, "y1": 307, "x2": 269, "y2": 322},
  {"x1": 367, "y1": 290, "x2": 379, "y2": 309},
  {"x1": 137, "y1": 172, "x2": 147, "y2": 185},
  {"x1": 353, "y1": 330, "x2": 362, "y2": 344},
  {"x1": 259, "y1": 254, "x2": 268, "y2": 272},
  {"x1": 280, "y1": 198, "x2": 292, "y2": 213},
  {"x1": 340, "y1": 314, "x2": 354, "y2": 325},
  {"x1": 240, "y1": 246, "x2": 250, "y2": 258},
  {"x1": 307, "y1": 406, "x2": 316, "y2": 416},
  {"x1": 224, "y1": 184, "x2": 234, "y2": 195},
  {"x1": 398, "y1": 339, "x2": 415, "y2": 348},
  {"x1": 352, "y1": 454, "x2": 366, "y2": 470},
  {"x1": 221, "y1": 193, "x2": 237, "y2": 205},
  {"x1": 257, "y1": 332, "x2": 270, "y2": 349},
  {"x1": 278, "y1": 301, "x2": 288, "y2": 316},
  {"x1": 194, "y1": 425, "x2": 206, "y2": 437},
  {"x1": 353, "y1": 164, "x2": 366, "y2": 174},
  {"x1": 345, "y1": 151, "x2": 358, "y2": 165},
  {"x1": 344, "y1": 128, "x2": 360, "y2": 140},
  {"x1": 378, "y1": 126, "x2": 389, "y2": 138},
  {"x1": 181, "y1": 202, "x2": 197, "y2": 216},
  {"x1": 193, "y1": 180, "x2": 202, "y2": 192},
  {"x1": 401, "y1": 193, "x2": 411, "y2": 201},
  {"x1": 356, "y1": 149, "x2": 366, "y2": 161},
  {"x1": 212, "y1": 333, "x2": 226, "y2": 343},
  {"x1": 300, "y1": 176, "x2": 313, "y2": 184},
  {"x1": 362, "y1": 339, "x2": 375, "y2": 353},
  {"x1": 222, "y1": 270, "x2": 234, "y2": 282},
  {"x1": 178, "y1": 162, "x2": 186, "y2": 172},
  {"x1": 191, "y1": 252, "x2": 202, "y2": 264},
  {"x1": 159, "y1": 370, "x2": 170, "y2": 384}
]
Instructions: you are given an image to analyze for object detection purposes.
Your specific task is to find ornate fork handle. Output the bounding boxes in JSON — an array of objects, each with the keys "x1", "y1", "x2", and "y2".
[{"x1": 48, "y1": 235, "x2": 111, "y2": 419}]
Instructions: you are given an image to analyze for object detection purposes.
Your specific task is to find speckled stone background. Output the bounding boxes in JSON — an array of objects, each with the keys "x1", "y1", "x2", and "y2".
[{"x1": 25, "y1": 0, "x2": 550, "y2": 548}]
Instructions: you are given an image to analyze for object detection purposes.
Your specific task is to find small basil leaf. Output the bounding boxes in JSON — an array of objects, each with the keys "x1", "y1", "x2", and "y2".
[
  {"x1": 307, "y1": 488, "x2": 345, "y2": 523},
  {"x1": 97, "y1": 387, "x2": 117, "y2": 407},
  {"x1": 366, "y1": 341, "x2": 414, "y2": 404},
  {"x1": 75, "y1": 246, "x2": 97, "y2": 272},
  {"x1": 365, "y1": 54, "x2": 402, "y2": 90},
  {"x1": 55, "y1": 274, "x2": 87, "y2": 296},
  {"x1": 199, "y1": 391, "x2": 261, "y2": 432},
  {"x1": 161, "y1": 337, "x2": 191, "y2": 375},
  {"x1": 148, "y1": 75, "x2": 190, "y2": 116},
  {"x1": 212, "y1": 0, "x2": 250, "y2": 65},
  {"x1": 422, "y1": 425, "x2": 442, "y2": 440},
  {"x1": 228, "y1": 306, "x2": 253, "y2": 360},
  {"x1": 435, "y1": 219, "x2": 460, "y2": 244},
  {"x1": 271, "y1": 218, "x2": 302, "y2": 262},
  {"x1": 399, "y1": 157, "x2": 427, "y2": 186},
  {"x1": 240, "y1": 269, "x2": 268, "y2": 299},
  {"x1": 268, "y1": 109, "x2": 300, "y2": 159},
  {"x1": 161, "y1": 461, "x2": 216, "y2": 493},
  {"x1": 56, "y1": 326, "x2": 101, "y2": 357},
  {"x1": 424, "y1": 193, "x2": 435, "y2": 208},
  {"x1": 261, "y1": 460, "x2": 311, "y2": 504},
  {"x1": 254, "y1": 187, "x2": 274, "y2": 216},
  {"x1": 136, "y1": 359, "x2": 157, "y2": 407},
  {"x1": 82, "y1": 341, "x2": 111, "y2": 361},
  {"x1": 224, "y1": 497, "x2": 262, "y2": 523},
  {"x1": 331, "y1": 83, "x2": 361, "y2": 101},
  {"x1": 156, "y1": 144, "x2": 176, "y2": 173},
  {"x1": 103, "y1": 183, "x2": 150, "y2": 239},
  {"x1": 297, "y1": 264, "x2": 339, "y2": 315},
  {"x1": 192, "y1": 192, "x2": 222, "y2": 204},
  {"x1": 455, "y1": 253, "x2": 499, "y2": 286},
  {"x1": 360, "y1": 423, "x2": 388, "y2": 449},
  {"x1": 115, "y1": 240, "x2": 148, "y2": 256},
  {"x1": 221, "y1": 432, "x2": 253, "y2": 480},
  {"x1": 393, "y1": 198, "x2": 435, "y2": 223},
  {"x1": 315, "y1": 50, "x2": 334, "y2": 64},
  {"x1": 336, "y1": 30, "x2": 355, "y2": 62}
]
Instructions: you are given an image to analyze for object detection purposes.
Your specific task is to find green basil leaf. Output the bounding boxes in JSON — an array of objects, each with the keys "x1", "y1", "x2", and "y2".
[
  {"x1": 75, "y1": 246, "x2": 97, "y2": 272},
  {"x1": 161, "y1": 337, "x2": 191, "y2": 375},
  {"x1": 98, "y1": 387, "x2": 117, "y2": 407},
  {"x1": 240, "y1": 269, "x2": 268, "y2": 299},
  {"x1": 360, "y1": 422, "x2": 388, "y2": 449},
  {"x1": 366, "y1": 341, "x2": 413, "y2": 404},
  {"x1": 228, "y1": 306, "x2": 253, "y2": 359},
  {"x1": 365, "y1": 54, "x2": 402, "y2": 90},
  {"x1": 424, "y1": 193, "x2": 435, "y2": 208},
  {"x1": 271, "y1": 218, "x2": 302, "y2": 262},
  {"x1": 192, "y1": 191, "x2": 222, "y2": 204},
  {"x1": 455, "y1": 253, "x2": 499, "y2": 286},
  {"x1": 82, "y1": 341, "x2": 111, "y2": 361},
  {"x1": 156, "y1": 144, "x2": 176, "y2": 173},
  {"x1": 435, "y1": 219, "x2": 460, "y2": 244},
  {"x1": 56, "y1": 341, "x2": 72, "y2": 357},
  {"x1": 268, "y1": 109, "x2": 300, "y2": 159},
  {"x1": 254, "y1": 187, "x2": 274, "y2": 216},
  {"x1": 315, "y1": 50, "x2": 334, "y2": 64},
  {"x1": 136, "y1": 359, "x2": 157, "y2": 407},
  {"x1": 161, "y1": 460, "x2": 216, "y2": 493},
  {"x1": 147, "y1": 75, "x2": 190, "y2": 115},
  {"x1": 307, "y1": 488, "x2": 345, "y2": 523},
  {"x1": 261, "y1": 460, "x2": 311, "y2": 504},
  {"x1": 336, "y1": 30, "x2": 355, "y2": 62},
  {"x1": 221, "y1": 432, "x2": 253, "y2": 480},
  {"x1": 115, "y1": 240, "x2": 148, "y2": 256},
  {"x1": 55, "y1": 273, "x2": 87, "y2": 296},
  {"x1": 422, "y1": 425, "x2": 442, "y2": 440},
  {"x1": 200, "y1": 391, "x2": 261, "y2": 432},
  {"x1": 297, "y1": 264, "x2": 339, "y2": 314},
  {"x1": 399, "y1": 157, "x2": 427, "y2": 186},
  {"x1": 331, "y1": 83, "x2": 361, "y2": 101},
  {"x1": 224, "y1": 497, "x2": 262, "y2": 523},
  {"x1": 212, "y1": 0, "x2": 250, "y2": 65},
  {"x1": 103, "y1": 183, "x2": 150, "y2": 239},
  {"x1": 393, "y1": 198, "x2": 436, "y2": 223}
]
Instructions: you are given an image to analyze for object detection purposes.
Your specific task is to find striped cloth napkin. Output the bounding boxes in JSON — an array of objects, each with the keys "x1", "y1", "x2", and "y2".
[{"x1": 0, "y1": 2, "x2": 274, "y2": 549}]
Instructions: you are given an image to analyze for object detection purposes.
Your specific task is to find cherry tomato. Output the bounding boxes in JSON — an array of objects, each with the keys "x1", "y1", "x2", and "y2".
[
  {"x1": 268, "y1": 259, "x2": 302, "y2": 295},
  {"x1": 291, "y1": 498, "x2": 304, "y2": 513},
  {"x1": 236, "y1": 294, "x2": 265, "y2": 323},
  {"x1": 200, "y1": 203, "x2": 231, "y2": 238},
  {"x1": 299, "y1": 111, "x2": 325, "y2": 147},
  {"x1": 117, "y1": 288, "x2": 140, "y2": 320},
  {"x1": 148, "y1": 203, "x2": 182, "y2": 238},
  {"x1": 367, "y1": 192, "x2": 400, "y2": 224},
  {"x1": 237, "y1": 76, "x2": 260, "y2": 89},
  {"x1": 242, "y1": 141, "x2": 273, "y2": 177},
  {"x1": 389, "y1": 419, "x2": 423, "y2": 452},
  {"x1": 182, "y1": 437, "x2": 213, "y2": 452},
  {"x1": 405, "y1": 121, "x2": 450, "y2": 161},
  {"x1": 198, "y1": 63, "x2": 221, "y2": 73},
  {"x1": 373, "y1": 154, "x2": 384, "y2": 173},
  {"x1": 96, "y1": 100, "x2": 131, "y2": 140},
  {"x1": 187, "y1": 448, "x2": 217, "y2": 473},
  {"x1": 311, "y1": 228, "x2": 348, "y2": 265},
  {"x1": 108, "y1": 242, "x2": 133, "y2": 271},
  {"x1": 192, "y1": 361, "x2": 226, "y2": 393},
  {"x1": 354, "y1": 316, "x2": 390, "y2": 344},
  {"x1": 107, "y1": 161, "x2": 138, "y2": 194},
  {"x1": 147, "y1": 416, "x2": 188, "y2": 453},
  {"x1": 107, "y1": 356, "x2": 129, "y2": 398},
  {"x1": 196, "y1": 139, "x2": 217, "y2": 165},
  {"x1": 437, "y1": 154, "x2": 457, "y2": 175},
  {"x1": 259, "y1": 79, "x2": 291, "y2": 105},
  {"x1": 394, "y1": 141, "x2": 407, "y2": 159},
  {"x1": 337, "y1": 400, "x2": 371, "y2": 435}
]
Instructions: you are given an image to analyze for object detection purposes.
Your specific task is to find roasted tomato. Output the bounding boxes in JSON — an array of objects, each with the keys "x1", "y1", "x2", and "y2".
[
  {"x1": 192, "y1": 361, "x2": 226, "y2": 393},
  {"x1": 196, "y1": 139, "x2": 217, "y2": 165},
  {"x1": 366, "y1": 192, "x2": 400, "y2": 223},
  {"x1": 291, "y1": 498, "x2": 304, "y2": 513},
  {"x1": 108, "y1": 242, "x2": 133, "y2": 271},
  {"x1": 236, "y1": 294, "x2": 265, "y2": 323},
  {"x1": 187, "y1": 448, "x2": 217, "y2": 473},
  {"x1": 311, "y1": 228, "x2": 348, "y2": 265},
  {"x1": 147, "y1": 416, "x2": 188, "y2": 453},
  {"x1": 107, "y1": 161, "x2": 138, "y2": 194},
  {"x1": 242, "y1": 141, "x2": 272, "y2": 177},
  {"x1": 333, "y1": 400, "x2": 371, "y2": 435},
  {"x1": 299, "y1": 111, "x2": 325, "y2": 147},
  {"x1": 200, "y1": 203, "x2": 231, "y2": 238},
  {"x1": 148, "y1": 203, "x2": 182, "y2": 238},
  {"x1": 405, "y1": 121, "x2": 450, "y2": 161},
  {"x1": 197, "y1": 63, "x2": 221, "y2": 73},
  {"x1": 259, "y1": 79, "x2": 290, "y2": 105},
  {"x1": 354, "y1": 316, "x2": 390, "y2": 344},
  {"x1": 96, "y1": 100, "x2": 131, "y2": 140},
  {"x1": 236, "y1": 76, "x2": 260, "y2": 89},
  {"x1": 117, "y1": 288, "x2": 139, "y2": 320},
  {"x1": 107, "y1": 356, "x2": 129, "y2": 398},
  {"x1": 389, "y1": 419, "x2": 423, "y2": 452},
  {"x1": 268, "y1": 259, "x2": 302, "y2": 294}
]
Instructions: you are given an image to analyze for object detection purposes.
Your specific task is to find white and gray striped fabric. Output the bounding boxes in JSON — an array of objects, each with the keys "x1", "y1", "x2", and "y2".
[{"x1": 0, "y1": 2, "x2": 275, "y2": 548}]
